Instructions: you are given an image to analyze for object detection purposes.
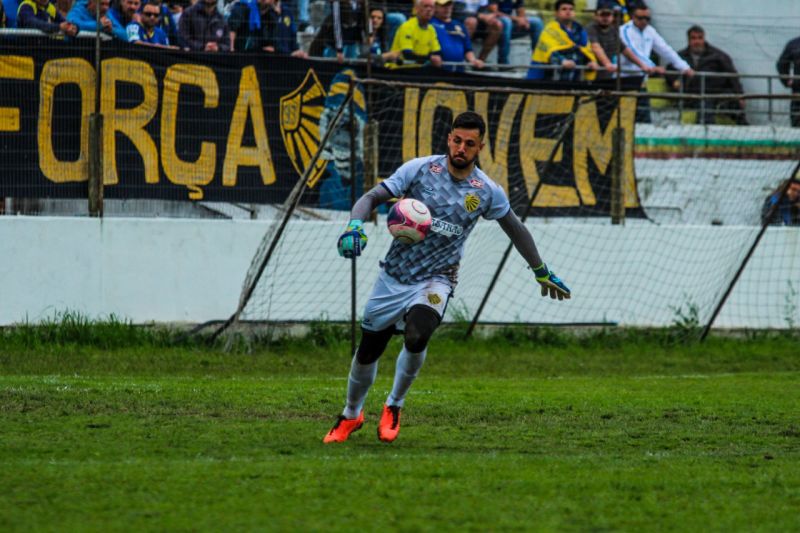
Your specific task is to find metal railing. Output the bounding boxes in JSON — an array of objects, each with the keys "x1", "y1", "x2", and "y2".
[{"x1": 3, "y1": 27, "x2": 799, "y2": 125}]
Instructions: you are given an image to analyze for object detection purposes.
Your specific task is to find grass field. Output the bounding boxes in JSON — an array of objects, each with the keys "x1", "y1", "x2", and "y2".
[{"x1": 1, "y1": 321, "x2": 799, "y2": 531}]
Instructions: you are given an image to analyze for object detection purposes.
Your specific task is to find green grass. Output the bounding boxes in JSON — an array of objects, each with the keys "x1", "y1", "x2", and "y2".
[{"x1": 1, "y1": 319, "x2": 799, "y2": 531}]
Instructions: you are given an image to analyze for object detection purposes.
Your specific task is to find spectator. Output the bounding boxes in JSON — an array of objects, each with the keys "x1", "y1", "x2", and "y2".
[
  {"x1": 307, "y1": 0, "x2": 365, "y2": 61},
  {"x1": 366, "y1": 7, "x2": 387, "y2": 57},
  {"x1": 777, "y1": 34, "x2": 800, "y2": 127},
  {"x1": 287, "y1": 0, "x2": 308, "y2": 31},
  {"x1": 0, "y1": 0, "x2": 8, "y2": 26},
  {"x1": 67, "y1": 0, "x2": 121, "y2": 37},
  {"x1": 431, "y1": 0, "x2": 482, "y2": 72},
  {"x1": 145, "y1": 0, "x2": 181, "y2": 48},
  {"x1": 178, "y1": 0, "x2": 229, "y2": 51},
  {"x1": 587, "y1": 0, "x2": 651, "y2": 80},
  {"x1": 127, "y1": 0, "x2": 173, "y2": 46},
  {"x1": 762, "y1": 179, "x2": 800, "y2": 226},
  {"x1": 107, "y1": 0, "x2": 140, "y2": 39},
  {"x1": 55, "y1": 0, "x2": 71, "y2": 19},
  {"x1": 600, "y1": 0, "x2": 630, "y2": 23},
  {"x1": 527, "y1": 0, "x2": 596, "y2": 82},
  {"x1": 16, "y1": 0, "x2": 78, "y2": 35},
  {"x1": 230, "y1": 0, "x2": 307, "y2": 56},
  {"x1": 619, "y1": 2, "x2": 693, "y2": 122},
  {"x1": 453, "y1": 0, "x2": 501, "y2": 63},
  {"x1": 3, "y1": 0, "x2": 19, "y2": 27},
  {"x1": 387, "y1": 0, "x2": 442, "y2": 68},
  {"x1": 666, "y1": 25, "x2": 747, "y2": 125},
  {"x1": 166, "y1": 0, "x2": 184, "y2": 26},
  {"x1": 486, "y1": 0, "x2": 541, "y2": 66}
]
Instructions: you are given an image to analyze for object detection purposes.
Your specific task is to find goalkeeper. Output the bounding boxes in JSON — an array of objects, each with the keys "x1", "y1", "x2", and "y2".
[{"x1": 323, "y1": 111, "x2": 570, "y2": 444}]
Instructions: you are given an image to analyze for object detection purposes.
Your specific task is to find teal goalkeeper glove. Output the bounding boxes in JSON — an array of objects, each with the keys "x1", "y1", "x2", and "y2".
[
  {"x1": 533, "y1": 264, "x2": 571, "y2": 300},
  {"x1": 337, "y1": 219, "x2": 368, "y2": 258}
]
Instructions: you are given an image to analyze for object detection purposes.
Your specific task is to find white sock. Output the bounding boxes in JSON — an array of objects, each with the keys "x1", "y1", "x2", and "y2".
[
  {"x1": 342, "y1": 355, "x2": 378, "y2": 419},
  {"x1": 386, "y1": 345, "x2": 427, "y2": 408}
]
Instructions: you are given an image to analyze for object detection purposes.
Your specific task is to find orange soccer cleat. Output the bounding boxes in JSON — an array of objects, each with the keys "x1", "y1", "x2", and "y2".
[
  {"x1": 323, "y1": 412, "x2": 364, "y2": 443},
  {"x1": 377, "y1": 404, "x2": 402, "y2": 442}
]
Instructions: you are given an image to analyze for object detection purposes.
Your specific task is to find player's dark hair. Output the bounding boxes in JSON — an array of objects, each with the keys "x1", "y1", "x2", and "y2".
[
  {"x1": 630, "y1": 1, "x2": 648, "y2": 13},
  {"x1": 687, "y1": 25, "x2": 704, "y2": 37},
  {"x1": 451, "y1": 111, "x2": 485, "y2": 138},
  {"x1": 555, "y1": 0, "x2": 575, "y2": 10}
]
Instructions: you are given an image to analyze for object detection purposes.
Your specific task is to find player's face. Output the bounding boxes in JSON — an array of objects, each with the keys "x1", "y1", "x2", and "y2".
[{"x1": 447, "y1": 128, "x2": 484, "y2": 170}]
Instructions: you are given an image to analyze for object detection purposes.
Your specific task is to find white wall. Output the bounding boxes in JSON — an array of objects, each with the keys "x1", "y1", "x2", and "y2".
[
  {"x1": 1, "y1": 215, "x2": 797, "y2": 329},
  {"x1": 0, "y1": 217, "x2": 266, "y2": 325}
]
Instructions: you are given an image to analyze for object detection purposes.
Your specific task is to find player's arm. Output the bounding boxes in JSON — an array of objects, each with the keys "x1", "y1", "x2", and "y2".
[
  {"x1": 497, "y1": 210, "x2": 571, "y2": 300},
  {"x1": 337, "y1": 185, "x2": 395, "y2": 258}
]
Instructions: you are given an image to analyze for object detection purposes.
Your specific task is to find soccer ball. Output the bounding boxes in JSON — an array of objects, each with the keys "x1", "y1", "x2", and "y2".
[{"x1": 387, "y1": 198, "x2": 432, "y2": 244}]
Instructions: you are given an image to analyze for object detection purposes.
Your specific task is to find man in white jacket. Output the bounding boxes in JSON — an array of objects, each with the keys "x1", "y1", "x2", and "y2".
[{"x1": 619, "y1": 2, "x2": 694, "y2": 122}]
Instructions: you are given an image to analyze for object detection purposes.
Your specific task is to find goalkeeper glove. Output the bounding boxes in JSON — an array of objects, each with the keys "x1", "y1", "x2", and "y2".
[
  {"x1": 533, "y1": 263, "x2": 571, "y2": 300},
  {"x1": 337, "y1": 219, "x2": 368, "y2": 258}
]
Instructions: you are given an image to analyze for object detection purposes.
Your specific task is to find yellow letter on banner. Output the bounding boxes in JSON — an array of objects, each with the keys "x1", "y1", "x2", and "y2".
[
  {"x1": 161, "y1": 64, "x2": 219, "y2": 200},
  {"x1": 101, "y1": 58, "x2": 159, "y2": 185},
  {"x1": 474, "y1": 91, "x2": 522, "y2": 194},
  {"x1": 222, "y1": 66, "x2": 275, "y2": 187},
  {"x1": 518, "y1": 94, "x2": 580, "y2": 207},
  {"x1": 38, "y1": 58, "x2": 95, "y2": 183},
  {"x1": 402, "y1": 87, "x2": 420, "y2": 161},
  {"x1": 573, "y1": 96, "x2": 638, "y2": 207},
  {"x1": 0, "y1": 56, "x2": 34, "y2": 132},
  {"x1": 417, "y1": 87, "x2": 467, "y2": 156}
]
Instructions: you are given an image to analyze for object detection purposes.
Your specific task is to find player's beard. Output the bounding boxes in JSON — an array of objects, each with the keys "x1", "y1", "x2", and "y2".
[{"x1": 448, "y1": 151, "x2": 477, "y2": 170}]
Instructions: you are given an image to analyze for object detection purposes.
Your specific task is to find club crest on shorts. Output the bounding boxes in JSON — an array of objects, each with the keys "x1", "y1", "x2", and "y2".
[
  {"x1": 469, "y1": 178, "x2": 484, "y2": 188},
  {"x1": 429, "y1": 163, "x2": 443, "y2": 174},
  {"x1": 427, "y1": 293, "x2": 442, "y2": 305},
  {"x1": 464, "y1": 192, "x2": 480, "y2": 213}
]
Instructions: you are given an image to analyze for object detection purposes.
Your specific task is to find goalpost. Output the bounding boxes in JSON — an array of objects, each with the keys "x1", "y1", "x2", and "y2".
[{"x1": 214, "y1": 76, "x2": 800, "y2": 345}]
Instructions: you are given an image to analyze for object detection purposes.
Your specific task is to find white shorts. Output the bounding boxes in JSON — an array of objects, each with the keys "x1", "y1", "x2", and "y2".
[{"x1": 361, "y1": 270, "x2": 454, "y2": 332}]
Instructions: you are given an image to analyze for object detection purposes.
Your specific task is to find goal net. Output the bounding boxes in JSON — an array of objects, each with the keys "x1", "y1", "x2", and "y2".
[{"x1": 222, "y1": 74, "x2": 800, "y2": 341}]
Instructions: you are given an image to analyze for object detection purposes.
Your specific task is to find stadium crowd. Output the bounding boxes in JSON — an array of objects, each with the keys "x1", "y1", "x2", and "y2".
[{"x1": 1, "y1": 0, "x2": 795, "y2": 124}]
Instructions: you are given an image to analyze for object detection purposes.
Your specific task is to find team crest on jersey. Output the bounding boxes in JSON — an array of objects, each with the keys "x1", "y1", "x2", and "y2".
[
  {"x1": 427, "y1": 293, "x2": 442, "y2": 305},
  {"x1": 429, "y1": 163, "x2": 443, "y2": 174},
  {"x1": 464, "y1": 193, "x2": 480, "y2": 212},
  {"x1": 469, "y1": 178, "x2": 484, "y2": 189}
]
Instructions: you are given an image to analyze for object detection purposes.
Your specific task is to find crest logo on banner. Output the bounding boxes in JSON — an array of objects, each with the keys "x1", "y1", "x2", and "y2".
[{"x1": 280, "y1": 69, "x2": 328, "y2": 188}]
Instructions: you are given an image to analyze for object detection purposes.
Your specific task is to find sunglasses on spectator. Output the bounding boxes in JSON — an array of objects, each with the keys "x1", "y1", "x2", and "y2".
[
  {"x1": 142, "y1": 11, "x2": 159, "y2": 16},
  {"x1": 634, "y1": 15, "x2": 651, "y2": 21}
]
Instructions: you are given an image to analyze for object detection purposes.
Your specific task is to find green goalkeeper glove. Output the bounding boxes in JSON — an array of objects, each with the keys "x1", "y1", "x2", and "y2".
[
  {"x1": 533, "y1": 263, "x2": 571, "y2": 300},
  {"x1": 337, "y1": 219, "x2": 368, "y2": 258}
]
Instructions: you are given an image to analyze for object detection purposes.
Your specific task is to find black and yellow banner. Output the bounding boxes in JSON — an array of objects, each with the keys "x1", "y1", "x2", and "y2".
[{"x1": 0, "y1": 37, "x2": 642, "y2": 215}]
